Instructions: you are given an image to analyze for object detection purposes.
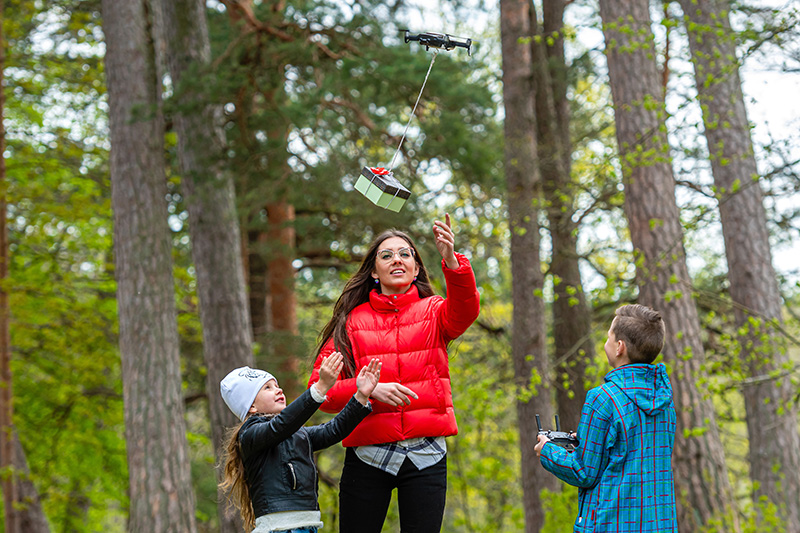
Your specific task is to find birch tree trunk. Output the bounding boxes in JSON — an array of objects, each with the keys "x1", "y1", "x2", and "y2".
[
  {"x1": 678, "y1": 0, "x2": 800, "y2": 527},
  {"x1": 536, "y1": 0, "x2": 594, "y2": 432},
  {"x1": 156, "y1": 1, "x2": 254, "y2": 531},
  {"x1": 102, "y1": 0, "x2": 198, "y2": 530},
  {"x1": 597, "y1": 1, "x2": 739, "y2": 530},
  {"x1": 500, "y1": 1, "x2": 558, "y2": 530}
]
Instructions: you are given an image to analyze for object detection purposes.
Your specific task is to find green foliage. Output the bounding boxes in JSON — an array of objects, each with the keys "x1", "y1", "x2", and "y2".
[
  {"x1": 4, "y1": 1, "x2": 128, "y2": 530},
  {"x1": 5, "y1": 0, "x2": 800, "y2": 531},
  {"x1": 541, "y1": 484, "x2": 579, "y2": 533}
]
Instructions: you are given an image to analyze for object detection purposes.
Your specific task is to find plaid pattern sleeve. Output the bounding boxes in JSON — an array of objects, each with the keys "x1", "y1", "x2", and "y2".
[
  {"x1": 540, "y1": 388, "x2": 611, "y2": 489},
  {"x1": 540, "y1": 364, "x2": 678, "y2": 532}
]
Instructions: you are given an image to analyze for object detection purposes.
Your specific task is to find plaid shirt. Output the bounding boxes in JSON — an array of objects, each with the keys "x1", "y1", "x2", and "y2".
[
  {"x1": 540, "y1": 363, "x2": 678, "y2": 532},
  {"x1": 355, "y1": 436, "x2": 446, "y2": 475}
]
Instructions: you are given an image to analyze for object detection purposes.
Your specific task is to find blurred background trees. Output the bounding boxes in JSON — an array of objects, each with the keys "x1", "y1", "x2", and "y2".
[{"x1": 1, "y1": 0, "x2": 799, "y2": 531}]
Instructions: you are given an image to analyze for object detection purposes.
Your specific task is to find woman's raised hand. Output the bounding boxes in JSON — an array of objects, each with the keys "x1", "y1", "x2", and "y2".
[
  {"x1": 355, "y1": 358, "x2": 382, "y2": 405},
  {"x1": 316, "y1": 351, "x2": 344, "y2": 396},
  {"x1": 433, "y1": 213, "x2": 459, "y2": 269}
]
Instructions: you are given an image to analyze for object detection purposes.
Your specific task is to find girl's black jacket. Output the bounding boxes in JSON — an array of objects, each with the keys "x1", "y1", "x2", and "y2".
[{"x1": 239, "y1": 388, "x2": 371, "y2": 518}]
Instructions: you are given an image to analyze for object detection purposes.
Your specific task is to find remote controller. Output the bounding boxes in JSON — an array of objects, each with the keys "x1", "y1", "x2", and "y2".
[{"x1": 536, "y1": 414, "x2": 579, "y2": 450}]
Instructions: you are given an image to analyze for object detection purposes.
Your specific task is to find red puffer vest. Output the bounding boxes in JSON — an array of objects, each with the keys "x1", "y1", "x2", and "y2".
[{"x1": 308, "y1": 253, "x2": 480, "y2": 447}]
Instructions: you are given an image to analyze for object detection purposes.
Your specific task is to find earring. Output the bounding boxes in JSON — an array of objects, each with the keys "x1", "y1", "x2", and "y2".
[
  {"x1": 413, "y1": 276, "x2": 417, "y2": 281},
  {"x1": 374, "y1": 278, "x2": 379, "y2": 284}
]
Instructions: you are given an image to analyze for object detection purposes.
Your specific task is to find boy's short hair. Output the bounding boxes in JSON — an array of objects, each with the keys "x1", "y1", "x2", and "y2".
[{"x1": 612, "y1": 304, "x2": 665, "y2": 363}]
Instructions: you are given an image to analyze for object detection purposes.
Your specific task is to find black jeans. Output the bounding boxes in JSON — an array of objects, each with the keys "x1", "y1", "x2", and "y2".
[{"x1": 339, "y1": 447, "x2": 447, "y2": 533}]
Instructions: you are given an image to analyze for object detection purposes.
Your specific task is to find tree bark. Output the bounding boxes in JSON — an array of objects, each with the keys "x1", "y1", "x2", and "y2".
[
  {"x1": 156, "y1": 1, "x2": 254, "y2": 531},
  {"x1": 678, "y1": 0, "x2": 800, "y2": 527},
  {"x1": 0, "y1": 5, "x2": 20, "y2": 525},
  {"x1": 102, "y1": 0, "x2": 198, "y2": 531},
  {"x1": 224, "y1": 4, "x2": 300, "y2": 399},
  {"x1": 246, "y1": 228, "x2": 270, "y2": 342},
  {"x1": 1, "y1": 7, "x2": 52, "y2": 530},
  {"x1": 500, "y1": 1, "x2": 559, "y2": 531},
  {"x1": 12, "y1": 433, "x2": 50, "y2": 532},
  {"x1": 597, "y1": 1, "x2": 739, "y2": 530},
  {"x1": 266, "y1": 201, "x2": 300, "y2": 397},
  {"x1": 536, "y1": 0, "x2": 594, "y2": 432}
]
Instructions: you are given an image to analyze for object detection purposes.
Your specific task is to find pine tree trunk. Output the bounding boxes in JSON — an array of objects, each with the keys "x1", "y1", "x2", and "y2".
[
  {"x1": 246, "y1": 229, "x2": 270, "y2": 342},
  {"x1": 597, "y1": 1, "x2": 739, "y2": 530},
  {"x1": 678, "y1": 0, "x2": 800, "y2": 527},
  {"x1": 266, "y1": 201, "x2": 300, "y2": 398},
  {"x1": 12, "y1": 433, "x2": 50, "y2": 532},
  {"x1": 0, "y1": 7, "x2": 20, "y2": 524},
  {"x1": 156, "y1": 1, "x2": 254, "y2": 531},
  {"x1": 500, "y1": 1, "x2": 559, "y2": 531},
  {"x1": 536, "y1": 0, "x2": 594, "y2": 432},
  {"x1": 102, "y1": 1, "x2": 198, "y2": 531},
  {"x1": 225, "y1": 1, "x2": 301, "y2": 399},
  {"x1": 1, "y1": 9, "x2": 49, "y2": 530}
]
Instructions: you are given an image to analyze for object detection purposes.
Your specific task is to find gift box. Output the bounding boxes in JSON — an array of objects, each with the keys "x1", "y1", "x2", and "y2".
[{"x1": 354, "y1": 167, "x2": 411, "y2": 212}]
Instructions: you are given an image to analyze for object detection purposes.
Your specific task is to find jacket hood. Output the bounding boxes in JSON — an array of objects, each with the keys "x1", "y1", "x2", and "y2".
[{"x1": 605, "y1": 363, "x2": 673, "y2": 416}]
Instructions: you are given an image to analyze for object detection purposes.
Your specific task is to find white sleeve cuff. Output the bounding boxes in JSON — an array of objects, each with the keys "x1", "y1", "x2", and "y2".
[{"x1": 309, "y1": 384, "x2": 327, "y2": 403}]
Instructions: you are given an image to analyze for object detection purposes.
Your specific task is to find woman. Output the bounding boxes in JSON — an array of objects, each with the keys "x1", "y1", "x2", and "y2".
[{"x1": 308, "y1": 214, "x2": 480, "y2": 532}]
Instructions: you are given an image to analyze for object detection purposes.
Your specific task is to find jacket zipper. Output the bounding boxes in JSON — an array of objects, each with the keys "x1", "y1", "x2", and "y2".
[
  {"x1": 288, "y1": 462, "x2": 297, "y2": 490},
  {"x1": 306, "y1": 433, "x2": 319, "y2": 505}
]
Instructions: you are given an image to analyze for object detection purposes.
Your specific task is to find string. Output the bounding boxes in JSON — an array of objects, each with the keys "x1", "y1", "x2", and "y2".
[{"x1": 388, "y1": 49, "x2": 439, "y2": 172}]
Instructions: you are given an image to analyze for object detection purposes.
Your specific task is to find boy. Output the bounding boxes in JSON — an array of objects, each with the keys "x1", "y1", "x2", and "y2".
[{"x1": 535, "y1": 304, "x2": 678, "y2": 532}]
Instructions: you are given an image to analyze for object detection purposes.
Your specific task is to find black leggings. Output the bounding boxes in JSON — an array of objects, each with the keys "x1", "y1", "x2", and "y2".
[{"x1": 338, "y1": 447, "x2": 447, "y2": 533}]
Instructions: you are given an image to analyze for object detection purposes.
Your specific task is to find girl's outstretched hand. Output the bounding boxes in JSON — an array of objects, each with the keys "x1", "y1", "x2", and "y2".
[
  {"x1": 433, "y1": 213, "x2": 459, "y2": 269},
  {"x1": 316, "y1": 351, "x2": 344, "y2": 396},
  {"x1": 355, "y1": 358, "x2": 382, "y2": 406}
]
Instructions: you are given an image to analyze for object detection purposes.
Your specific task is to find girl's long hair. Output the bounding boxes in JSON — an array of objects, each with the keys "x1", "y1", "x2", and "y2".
[
  {"x1": 219, "y1": 413, "x2": 274, "y2": 531},
  {"x1": 314, "y1": 230, "x2": 435, "y2": 377},
  {"x1": 219, "y1": 420, "x2": 254, "y2": 530}
]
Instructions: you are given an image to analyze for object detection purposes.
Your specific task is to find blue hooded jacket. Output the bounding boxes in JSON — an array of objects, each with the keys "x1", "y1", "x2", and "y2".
[{"x1": 540, "y1": 363, "x2": 678, "y2": 532}]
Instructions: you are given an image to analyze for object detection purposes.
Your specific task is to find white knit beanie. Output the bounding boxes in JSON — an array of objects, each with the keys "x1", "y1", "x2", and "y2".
[{"x1": 220, "y1": 366, "x2": 276, "y2": 421}]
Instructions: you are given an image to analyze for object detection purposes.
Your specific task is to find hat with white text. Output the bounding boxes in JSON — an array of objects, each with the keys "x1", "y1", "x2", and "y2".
[{"x1": 220, "y1": 366, "x2": 276, "y2": 421}]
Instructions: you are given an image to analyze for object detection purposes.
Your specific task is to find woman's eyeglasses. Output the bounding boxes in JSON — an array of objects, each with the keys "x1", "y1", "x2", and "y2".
[{"x1": 376, "y1": 248, "x2": 415, "y2": 262}]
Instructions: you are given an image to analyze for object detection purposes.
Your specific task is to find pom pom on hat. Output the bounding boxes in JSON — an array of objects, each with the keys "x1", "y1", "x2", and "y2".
[{"x1": 220, "y1": 366, "x2": 276, "y2": 421}]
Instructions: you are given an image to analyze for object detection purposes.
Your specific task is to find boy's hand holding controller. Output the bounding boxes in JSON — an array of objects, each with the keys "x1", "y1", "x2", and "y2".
[
  {"x1": 534, "y1": 414, "x2": 579, "y2": 457},
  {"x1": 355, "y1": 358, "x2": 382, "y2": 406}
]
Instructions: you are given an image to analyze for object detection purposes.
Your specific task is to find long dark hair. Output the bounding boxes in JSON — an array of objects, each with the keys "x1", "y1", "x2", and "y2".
[
  {"x1": 219, "y1": 420, "x2": 254, "y2": 531},
  {"x1": 314, "y1": 230, "x2": 435, "y2": 378},
  {"x1": 219, "y1": 413, "x2": 278, "y2": 531}
]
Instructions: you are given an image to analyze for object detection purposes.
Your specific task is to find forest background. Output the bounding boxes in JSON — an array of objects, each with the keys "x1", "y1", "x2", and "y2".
[{"x1": 1, "y1": 0, "x2": 800, "y2": 532}]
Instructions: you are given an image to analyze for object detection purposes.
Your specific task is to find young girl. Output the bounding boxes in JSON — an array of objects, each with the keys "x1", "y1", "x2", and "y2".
[{"x1": 220, "y1": 352, "x2": 380, "y2": 533}]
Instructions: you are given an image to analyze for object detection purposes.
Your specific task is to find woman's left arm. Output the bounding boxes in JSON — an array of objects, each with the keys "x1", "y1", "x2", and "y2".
[{"x1": 433, "y1": 214, "x2": 480, "y2": 340}]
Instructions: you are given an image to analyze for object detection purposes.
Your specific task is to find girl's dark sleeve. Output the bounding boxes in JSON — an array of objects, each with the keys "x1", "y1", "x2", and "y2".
[
  {"x1": 239, "y1": 389, "x2": 322, "y2": 456},
  {"x1": 308, "y1": 339, "x2": 358, "y2": 414},
  {"x1": 305, "y1": 396, "x2": 373, "y2": 451}
]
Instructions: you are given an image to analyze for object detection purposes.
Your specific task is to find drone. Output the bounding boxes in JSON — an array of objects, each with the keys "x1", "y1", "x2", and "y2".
[
  {"x1": 402, "y1": 29, "x2": 473, "y2": 56},
  {"x1": 353, "y1": 29, "x2": 474, "y2": 212}
]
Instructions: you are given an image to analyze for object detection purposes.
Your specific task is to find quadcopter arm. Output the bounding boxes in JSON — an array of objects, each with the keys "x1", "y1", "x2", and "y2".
[{"x1": 402, "y1": 29, "x2": 472, "y2": 56}]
